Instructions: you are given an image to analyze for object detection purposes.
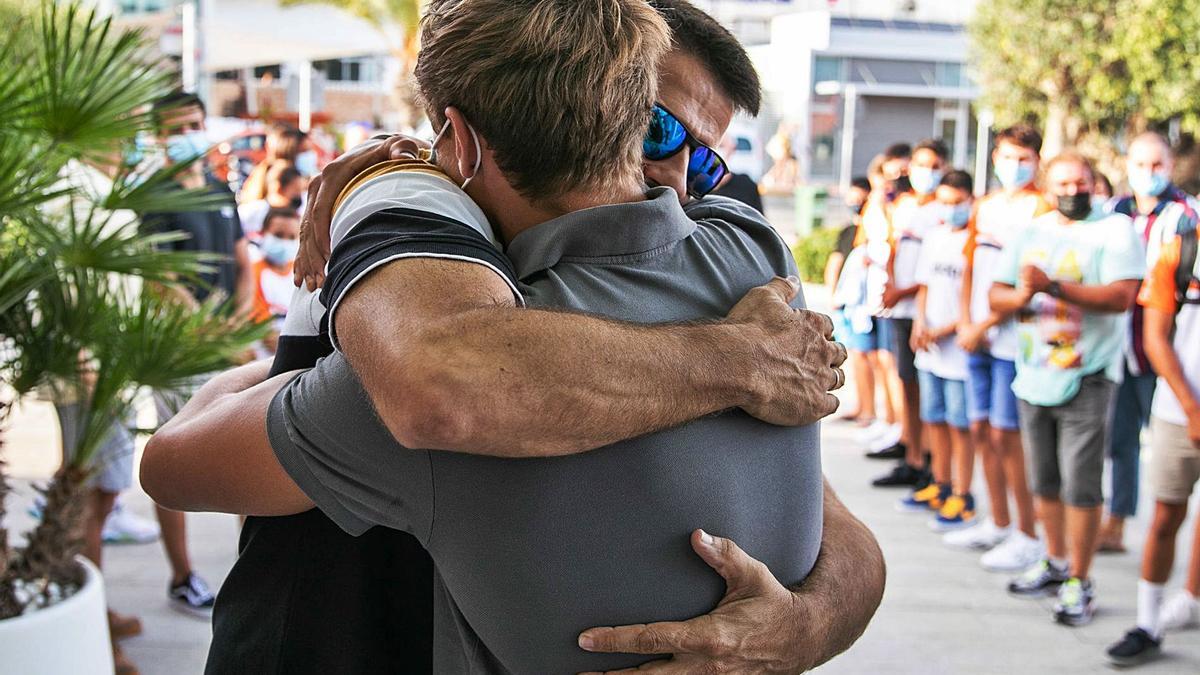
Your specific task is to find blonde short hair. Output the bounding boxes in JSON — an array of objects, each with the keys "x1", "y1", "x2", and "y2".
[{"x1": 415, "y1": 0, "x2": 671, "y2": 203}]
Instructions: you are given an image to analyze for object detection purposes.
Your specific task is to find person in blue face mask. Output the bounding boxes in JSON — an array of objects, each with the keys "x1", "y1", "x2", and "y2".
[
  {"x1": 1099, "y1": 132, "x2": 1200, "y2": 553},
  {"x1": 249, "y1": 209, "x2": 302, "y2": 354}
]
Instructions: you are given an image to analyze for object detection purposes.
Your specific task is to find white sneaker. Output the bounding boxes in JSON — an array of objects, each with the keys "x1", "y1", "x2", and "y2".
[
  {"x1": 1159, "y1": 591, "x2": 1199, "y2": 632},
  {"x1": 943, "y1": 518, "x2": 1010, "y2": 550},
  {"x1": 981, "y1": 530, "x2": 1043, "y2": 572},
  {"x1": 102, "y1": 501, "x2": 160, "y2": 545},
  {"x1": 867, "y1": 424, "x2": 904, "y2": 452},
  {"x1": 855, "y1": 420, "x2": 890, "y2": 445}
]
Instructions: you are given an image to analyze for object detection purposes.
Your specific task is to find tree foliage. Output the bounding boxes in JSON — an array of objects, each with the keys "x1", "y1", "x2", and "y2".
[
  {"x1": 0, "y1": 1, "x2": 264, "y2": 617},
  {"x1": 970, "y1": 0, "x2": 1200, "y2": 160}
]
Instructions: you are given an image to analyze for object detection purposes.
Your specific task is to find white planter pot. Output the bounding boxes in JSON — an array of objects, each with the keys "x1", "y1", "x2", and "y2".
[{"x1": 0, "y1": 556, "x2": 114, "y2": 675}]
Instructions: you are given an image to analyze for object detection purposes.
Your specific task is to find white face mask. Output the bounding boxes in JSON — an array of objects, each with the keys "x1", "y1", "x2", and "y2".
[{"x1": 430, "y1": 119, "x2": 482, "y2": 191}]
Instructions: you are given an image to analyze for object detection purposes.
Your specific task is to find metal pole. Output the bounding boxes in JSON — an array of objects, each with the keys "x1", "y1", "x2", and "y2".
[
  {"x1": 974, "y1": 108, "x2": 994, "y2": 197},
  {"x1": 181, "y1": 1, "x2": 197, "y2": 93},
  {"x1": 838, "y1": 83, "x2": 857, "y2": 194},
  {"x1": 298, "y1": 60, "x2": 313, "y2": 132},
  {"x1": 954, "y1": 97, "x2": 969, "y2": 168}
]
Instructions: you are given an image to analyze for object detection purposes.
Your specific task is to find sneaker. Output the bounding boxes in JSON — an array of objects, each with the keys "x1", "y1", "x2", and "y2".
[
  {"x1": 871, "y1": 461, "x2": 922, "y2": 487},
  {"x1": 1008, "y1": 559, "x2": 1068, "y2": 598},
  {"x1": 855, "y1": 419, "x2": 890, "y2": 444},
  {"x1": 168, "y1": 572, "x2": 215, "y2": 618},
  {"x1": 983, "y1": 530, "x2": 1045, "y2": 572},
  {"x1": 1106, "y1": 627, "x2": 1162, "y2": 667},
  {"x1": 865, "y1": 443, "x2": 906, "y2": 461},
  {"x1": 867, "y1": 423, "x2": 904, "y2": 452},
  {"x1": 897, "y1": 483, "x2": 948, "y2": 513},
  {"x1": 102, "y1": 502, "x2": 160, "y2": 545},
  {"x1": 1053, "y1": 577, "x2": 1095, "y2": 626},
  {"x1": 943, "y1": 518, "x2": 1010, "y2": 550},
  {"x1": 1159, "y1": 591, "x2": 1199, "y2": 632},
  {"x1": 929, "y1": 494, "x2": 976, "y2": 532}
]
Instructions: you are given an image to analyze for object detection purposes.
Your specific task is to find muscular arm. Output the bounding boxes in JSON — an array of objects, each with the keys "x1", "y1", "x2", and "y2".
[
  {"x1": 141, "y1": 360, "x2": 313, "y2": 515},
  {"x1": 988, "y1": 282, "x2": 1032, "y2": 316},
  {"x1": 337, "y1": 259, "x2": 842, "y2": 458}
]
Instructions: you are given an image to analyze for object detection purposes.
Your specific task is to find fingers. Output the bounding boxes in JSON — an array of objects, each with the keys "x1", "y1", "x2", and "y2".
[
  {"x1": 829, "y1": 340, "x2": 848, "y2": 368},
  {"x1": 690, "y1": 529, "x2": 771, "y2": 595},
  {"x1": 578, "y1": 621, "x2": 697, "y2": 656},
  {"x1": 753, "y1": 276, "x2": 800, "y2": 305},
  {"x1": 577, "y1": 659, "x2": 680, "y2": 675}
]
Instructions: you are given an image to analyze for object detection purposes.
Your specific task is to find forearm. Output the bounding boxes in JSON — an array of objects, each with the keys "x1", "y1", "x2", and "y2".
[
  {"x1": 349, "y1": 305, "x2": 757, "y2": 458},
  {"x1": 1054, "y1": 279, "x2": 1139, "y2": 313},
  {"x1": 788, "y1": 480, "x2": 885, "y2": 667},
  {"x1": 989, "y1": 283, "x2": 1029, "y2": 315}
]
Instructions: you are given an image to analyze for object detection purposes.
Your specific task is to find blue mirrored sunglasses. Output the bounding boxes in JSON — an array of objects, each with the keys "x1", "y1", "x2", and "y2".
[{"x1": 643, "y1": 103, "x2": 729, "y2": 198}]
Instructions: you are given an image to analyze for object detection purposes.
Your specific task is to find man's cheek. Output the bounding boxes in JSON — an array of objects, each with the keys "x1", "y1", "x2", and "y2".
[{"x1": 643, "y1": 158, "x2": 688, "y2": 205}]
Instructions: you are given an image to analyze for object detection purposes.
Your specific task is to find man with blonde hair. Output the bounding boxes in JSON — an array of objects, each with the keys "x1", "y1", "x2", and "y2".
[
  {"x1": 991, "y1": 152, "x2": 1144, "y2": 626},
  {"x1": 144, "y1": 1, "x2": 875, "y2": 672}
]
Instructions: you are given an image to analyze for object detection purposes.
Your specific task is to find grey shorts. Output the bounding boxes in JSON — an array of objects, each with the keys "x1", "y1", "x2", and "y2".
[
  {"x1": 55, "y1": 403, "x2": 135, "y2": 494},
  {"x1": 1149, "y1": 416, "x2": 1200, "y2": 504},
  {"x1": 1017, "y1": 373, "x2": 1116, "y2": 508},
  {"x1": 152, "y1": 373, "x2": 215, "y2": 425}
]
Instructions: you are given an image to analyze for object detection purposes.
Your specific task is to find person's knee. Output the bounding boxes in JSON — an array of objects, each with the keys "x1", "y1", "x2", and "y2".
[{"x1": 1150, "y1": 502, "x2": 1188, "y2": 537}]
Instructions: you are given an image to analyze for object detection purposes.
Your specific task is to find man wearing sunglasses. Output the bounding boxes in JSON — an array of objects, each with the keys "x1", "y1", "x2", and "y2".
[{"x1": 157, "y1": 1, "x2": 883, "y2": 673}]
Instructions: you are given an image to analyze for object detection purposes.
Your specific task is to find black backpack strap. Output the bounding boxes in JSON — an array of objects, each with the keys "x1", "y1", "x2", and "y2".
[{"x1": 1177, "y1": 227, "x2": 1198, "y2": 312}]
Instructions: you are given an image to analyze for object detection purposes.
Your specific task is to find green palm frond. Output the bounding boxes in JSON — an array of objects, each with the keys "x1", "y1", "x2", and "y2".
[
  {"x1": 27, "y1": 3, "x2": 172, "y2": 161},
  {"x1": 102, "y1": 160, "x2": 231, "y2": 215}
]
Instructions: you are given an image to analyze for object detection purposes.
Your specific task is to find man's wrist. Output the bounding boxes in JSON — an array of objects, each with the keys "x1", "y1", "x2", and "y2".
[{"x1": 701, "y1": 322, "x2": 763, "y2": 411}]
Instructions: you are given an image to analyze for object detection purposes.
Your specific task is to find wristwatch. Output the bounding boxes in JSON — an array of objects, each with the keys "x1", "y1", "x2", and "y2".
[{"x1": 1046, "y1": 280, "x2": 1063, "y2": 298}]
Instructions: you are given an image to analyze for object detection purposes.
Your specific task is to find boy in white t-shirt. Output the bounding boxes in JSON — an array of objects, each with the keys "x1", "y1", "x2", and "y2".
[{"x1": 897, "y1": 170, "x2": 976, "y2": 531}]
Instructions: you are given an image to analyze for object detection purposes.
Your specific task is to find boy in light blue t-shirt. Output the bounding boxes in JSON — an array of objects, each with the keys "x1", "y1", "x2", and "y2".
[{"x1": 990, "y1": 152, "x2": 1144, "y2": 629}]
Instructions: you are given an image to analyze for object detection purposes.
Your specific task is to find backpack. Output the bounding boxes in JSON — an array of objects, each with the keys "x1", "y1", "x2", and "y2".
[{"x1": 1177, "y1": 227, "x2": 1199, "y2": 312}]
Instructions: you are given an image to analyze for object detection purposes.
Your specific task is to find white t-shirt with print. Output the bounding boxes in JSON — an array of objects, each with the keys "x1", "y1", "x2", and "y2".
[
  {"x1": 890, "y1": 196, "x2": 943, "y2": 319},
  {"x1": 914, "y1": 224, "x2": 971, "y2": 381}
]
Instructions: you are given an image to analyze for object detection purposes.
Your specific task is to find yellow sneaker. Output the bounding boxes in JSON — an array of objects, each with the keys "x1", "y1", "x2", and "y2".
[
  {"x1": 930, "y1": 493, "x2": 977, "y2": 532},
  {"x1": 897, "y1": 483, "x2": 949, "y2": 512}
]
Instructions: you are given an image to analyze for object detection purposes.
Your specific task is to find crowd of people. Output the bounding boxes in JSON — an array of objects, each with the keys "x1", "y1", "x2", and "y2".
[{"x1": 826, "y1": 125, "x2": 1200, "y2": 665}]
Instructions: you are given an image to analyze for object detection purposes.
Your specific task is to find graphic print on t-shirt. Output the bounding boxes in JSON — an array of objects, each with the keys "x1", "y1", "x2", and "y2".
[{"x1": 1017, "y1": 246, "x2": 1086, "y2": 371}]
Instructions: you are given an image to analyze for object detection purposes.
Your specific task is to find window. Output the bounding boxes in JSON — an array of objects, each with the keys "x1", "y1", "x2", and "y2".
[
  {"x1": 813, "y1": 56, "x2": 843, "y2": 89},
  {"x1": 935, "y1": 62, "x2": 965, "y2": 88},
  {"x1": 254, "y1": 64, "x2": 282, "y2": 80},
  {"x1": 314, "y1": 57, "x2": 380, "y2": 83}
]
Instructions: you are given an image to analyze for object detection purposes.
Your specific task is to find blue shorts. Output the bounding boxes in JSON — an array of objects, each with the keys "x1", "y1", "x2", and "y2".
[
  {"x1": 966, "y1": 352, "x2": 1020, "y2": 431},
  {"x1": 918, "y1": 369, "x2": 969, "y2": 429},
  {"x1": 838, "y1": 313, "x2": 890, "y2": 353}
]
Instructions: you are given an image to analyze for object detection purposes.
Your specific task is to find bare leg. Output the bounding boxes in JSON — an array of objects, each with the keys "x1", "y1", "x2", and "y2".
[
  {"x1": 848, "y1": 350, "x2": 876, "y2": 421},
  {"x1": 1182, "y1": 504, "x2": 1200, "y2": 595},
  {"x1": 1066, "y1": 505, "x2": 1103, "y2": 579},
  {"x1": 926, "y1": 422, "x2": 951, "y2": 486},
  {"x1": 155, "y1": 505, "x2": 192, "y2": 585},
  {"x1": 975, "y1": 421, "x2": 1010, "y2": 527},
  {"x1": 83, "y1": 489, "x2": 118, "y2": 570},
  {"x1": 997, "y1": 428, "x2": 1036, "y2": 537},
  {"x1": 1141, "y1": 501, "x2": 1188, "y2": 584},
  {"x1": 873, "y1": 350, "x2": 901, "y2": 427},
  {"x1": 902, "y1": 378, "x2": 922, "y2": 468},
  {"x1": 1039, "y1": 496, "x2": 1067, "y2": 561},
  {"x1": 950, "y1": 426, "x2": 973, "y2": 496}
]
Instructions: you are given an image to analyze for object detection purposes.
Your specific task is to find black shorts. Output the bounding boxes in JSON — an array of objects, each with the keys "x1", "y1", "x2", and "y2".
[{"x1": 887, "y1": 318, "x2": 918, "y2": 382}]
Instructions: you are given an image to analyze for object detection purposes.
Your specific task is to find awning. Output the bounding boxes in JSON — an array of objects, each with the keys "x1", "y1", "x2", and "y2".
[{"x1": 185, "y1": 0, "x2": 395, "y2": 72}]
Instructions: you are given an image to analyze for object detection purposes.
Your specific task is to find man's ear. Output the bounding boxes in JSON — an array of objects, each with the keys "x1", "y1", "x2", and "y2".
[{"x1": 443, "y1": 106, "x2": 480, "y2": 183}]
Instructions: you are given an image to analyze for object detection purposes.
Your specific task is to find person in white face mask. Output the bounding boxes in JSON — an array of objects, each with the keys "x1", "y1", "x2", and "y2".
[
  {"x1": 249, "y1": 208, "x2": 302, "y2": 354},
  {"x1": 1097, "y1": 132, "x2": 1200, "y2": 553}
]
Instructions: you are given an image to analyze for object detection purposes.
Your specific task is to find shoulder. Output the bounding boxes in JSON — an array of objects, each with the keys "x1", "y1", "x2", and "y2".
[{"x1": 683, "y1": 195, "x2": 797, "y2": 276}]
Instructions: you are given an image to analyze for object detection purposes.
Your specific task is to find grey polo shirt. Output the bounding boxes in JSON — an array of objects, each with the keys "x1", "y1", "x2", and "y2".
[{"x1": 269, "y1": 188, "x2": 823, "y2": 674}]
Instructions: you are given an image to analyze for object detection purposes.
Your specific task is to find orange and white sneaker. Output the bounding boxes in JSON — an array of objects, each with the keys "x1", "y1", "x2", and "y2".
[
  {"x1": 897, "y1": 483, "x2": 949, "y2": 513},
  {"x1": 929, "y1": 493, "x2": 976, "y2": 532}
]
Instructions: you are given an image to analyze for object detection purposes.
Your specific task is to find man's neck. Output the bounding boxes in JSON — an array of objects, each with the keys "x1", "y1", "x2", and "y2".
[
  {"x1": 489, "y1": 181, "x2": 647, "y2": 244},
  {"x1": 1134, "y1": 193, "x2": 1161, "y2": 215},
  {"x1": 1002, "y1": 183, "x2": 1033, "y2": 199}
]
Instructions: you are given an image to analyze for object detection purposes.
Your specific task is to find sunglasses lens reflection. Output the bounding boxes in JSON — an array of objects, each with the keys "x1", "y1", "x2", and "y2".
[
  {"x1": 687, "y1": 146, "x2": 726, "y2": 197},
  {"x1": 643, "y1": 106, "x2": 687, "y2": 161}
]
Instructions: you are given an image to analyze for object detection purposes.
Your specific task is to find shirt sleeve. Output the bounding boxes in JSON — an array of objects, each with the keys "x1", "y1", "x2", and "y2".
[
  {"x1": 993, "y1": 228, "x2": 1024, "y2": 286},
  {"x1": 1138, "y1": 236, "x2": 1181, "y2": 314},
  {"x1": 320, "y1": 207, "x2": 521, "y2": 352},
  {"x1": 267, "y1": 353, "x2": 435, "y2": 538},
  {"x1": 1100, "y1": 216, "x2": 1148, "y2": 284}
]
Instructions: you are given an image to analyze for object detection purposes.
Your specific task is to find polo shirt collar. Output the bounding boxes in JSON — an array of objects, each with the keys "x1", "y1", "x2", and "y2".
[{"x1": 506, "y1": 187, "x2": 696, "y2": 280}]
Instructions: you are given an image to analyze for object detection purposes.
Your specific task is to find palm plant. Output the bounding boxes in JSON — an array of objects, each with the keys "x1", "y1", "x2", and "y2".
[{"x1": 0, "y1": 1, "x2": 265, "y2": 618}]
